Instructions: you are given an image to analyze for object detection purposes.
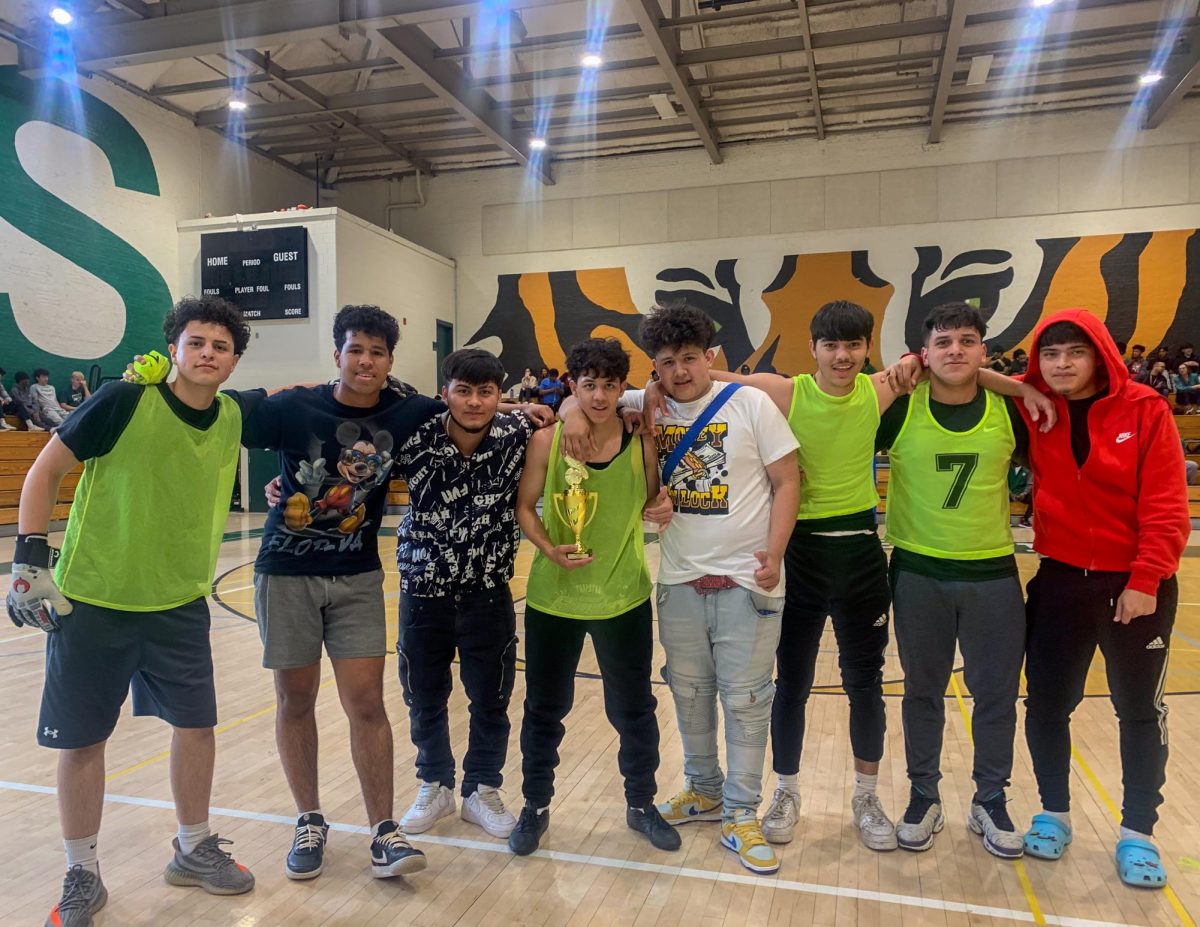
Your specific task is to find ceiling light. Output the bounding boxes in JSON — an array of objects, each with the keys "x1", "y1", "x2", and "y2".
[
  {"x1": 581, "y1": 53, "x2": 603, "y2": 69},
  {"x1": 228, "y1": 98, "x2": 249, "y2": 112},
  {"x1": 1031, "y1": 0, "x2": 1055, "y2": 7},
  {"x1": 529, "y1": 137, "x2": 547, "y2": 151},
  {"x1": 965, "y1": 54, "x2": 993, "y2": 86},
  {"x1": 49, "y1": 6, "x2": 73, "y2": 25},
  {"x1": 1139, "y1": 71, "x2": 1164, "y2": 86},
  {"x1": 649, "y1": 93, "x2": 679, "y2": 120}
]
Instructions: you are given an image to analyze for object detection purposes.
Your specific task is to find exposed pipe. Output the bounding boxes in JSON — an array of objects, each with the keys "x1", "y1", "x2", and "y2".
[{"x1": 384, "y1": 170, "x2": 425, "y2": 232}]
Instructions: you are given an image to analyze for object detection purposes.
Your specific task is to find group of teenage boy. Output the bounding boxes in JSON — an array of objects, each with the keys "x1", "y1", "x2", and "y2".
[{"x1": 6, "y1": 292, "x2": 1187, "y2": 927}]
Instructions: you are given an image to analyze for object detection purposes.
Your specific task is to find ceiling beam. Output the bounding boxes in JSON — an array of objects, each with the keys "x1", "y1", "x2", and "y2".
[
  {"x1": 791, "y1": 0, "x2": 824, "y2": 139},
  {"x1": 928, "y1": 0, "x2": 969, "y2": 143},
  {"x1": 150, "y1": 57, "x2": 399, "y2": 96},
  {"x1": 625, "y1": 0, "x2": 722, "y2": 164},
  {"x1": 371, "y1": 23, "x2": 555, "y2": 184},
  {"x1": 237, "y1": 49, "x2": 433, "y2": 173},
  {"x1": 1143, "y1": 25, "x2": 1200, "y2": 129},
  {"x1": 19, "y1": 0, "x2": 577, "y2": 73},
  {"x1": 434, "y1": 24, "x2": 643, "y2": 59},
  {"x1": 194, "y1": 82, "x2": 436, "y2": 127}
]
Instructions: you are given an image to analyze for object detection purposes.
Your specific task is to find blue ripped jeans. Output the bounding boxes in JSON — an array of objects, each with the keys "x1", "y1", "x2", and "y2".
[{"x1": 656, "y1": 582, "x2": 783, "y2": 818}]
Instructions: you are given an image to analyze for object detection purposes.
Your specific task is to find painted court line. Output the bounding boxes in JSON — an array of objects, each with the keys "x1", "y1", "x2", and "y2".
[{"x1": 0, "y1": 779, "x2": 1139, "y2": 927}]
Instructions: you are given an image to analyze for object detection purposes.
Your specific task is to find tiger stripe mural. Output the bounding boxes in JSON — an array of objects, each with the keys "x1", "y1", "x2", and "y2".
[{"x1": 466, "y1": 227, "x2": 1200, "y2": 380}]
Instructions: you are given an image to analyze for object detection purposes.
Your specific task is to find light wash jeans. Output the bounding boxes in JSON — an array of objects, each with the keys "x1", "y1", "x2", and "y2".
[{"x1": 656, "y1": 581, "x2": 783, "y2": 818}]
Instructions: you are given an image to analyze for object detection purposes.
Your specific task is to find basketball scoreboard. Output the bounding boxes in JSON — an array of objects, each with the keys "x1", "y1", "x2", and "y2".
[{"x1": 200, "y1": 227, "x2": 309, "y2": 320}]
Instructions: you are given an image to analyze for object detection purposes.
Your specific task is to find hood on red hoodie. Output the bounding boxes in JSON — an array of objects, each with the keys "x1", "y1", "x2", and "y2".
[{"x1": 1021, "y1": 308, "x2": 1132, "y2": 398}]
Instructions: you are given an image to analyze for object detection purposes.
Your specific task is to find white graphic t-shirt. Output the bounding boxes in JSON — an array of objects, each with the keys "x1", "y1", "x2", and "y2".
[{"x1": 623, "y1": 383, "x2": 798, "y2": 596}]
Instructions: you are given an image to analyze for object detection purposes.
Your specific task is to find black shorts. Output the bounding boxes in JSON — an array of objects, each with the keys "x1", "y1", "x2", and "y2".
[{"x1": 38, "y1": 596, "x2": 216, "y2": 749}]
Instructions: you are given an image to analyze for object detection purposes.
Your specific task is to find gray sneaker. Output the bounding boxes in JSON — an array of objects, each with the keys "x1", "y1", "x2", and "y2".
[
  {"x1": 896, "y1": 788, "x2": 944, "y2": 852},
  {"x1": 968, "y1": 793, "x2": 1024, "y2": 859},
  {"x1": 851, "y1": 792, "x2": 898, "y2": 851},
  {"x1": 761, "y1": 787, "x2": 800, "y2": 844},
  {"x1": 45, "y1": 865, "x2": 107, "y2": 927},
  {"x1": 164, "y1": 834, "x2": 255, "y2": 895}
]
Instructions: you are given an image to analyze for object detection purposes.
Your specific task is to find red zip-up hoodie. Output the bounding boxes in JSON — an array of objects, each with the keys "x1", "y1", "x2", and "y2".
[{"x1": 1018, "y1": 309, "x2": 1189, "y2": 594}]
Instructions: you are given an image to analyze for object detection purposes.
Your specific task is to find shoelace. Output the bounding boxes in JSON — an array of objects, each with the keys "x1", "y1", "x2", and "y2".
[
  {"x1": 979, "y1": 796, "x2": 1016, "y2": 831},
  {"x1": 728, "y1": 817, "x2": 768, "y2": 849},
  {"x1": 903, "y1": 792, "x2": 938, "y2": 824},
  {"x1": 190, "y1": 835, "x2": 238, "y2": 867},
  {"x1": 292, "y1": 823, "x2": 326, "y2": 852},
  {"x1": 375, "y1": 827, "x2": 413, "y2": 852},
  {"x1": 411, "y1": 782, "x2": 442, "y2": 812},
  {"x1": 57, "y1": 865, "x2": 97, "y2": 913},
  {"x1": 667, "y1": 788, "x2": 702, "y2": 813},
  {"x1": 765, "y1": 789, "x2": 797, "y2": 822},
  {"x1": 475, "y1": 788, "x2": 507, "y2": 815},
  {"x1": 854, "y1": 793, "x2": 889, "y2": 827}
]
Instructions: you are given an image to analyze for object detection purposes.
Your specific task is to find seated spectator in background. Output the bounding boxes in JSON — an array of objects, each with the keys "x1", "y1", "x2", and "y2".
[
  {"x1": 1126, "y1": 344, "x2": 1147, "y2": 378},
  {"x1": 0, "y1": 367, "x2": 36, "y2": 431},
  {"x1": 1138, "y1": 360, "x2": 1171, "y2": 398},
  {"x1": 30, "y1": 368, "x2": 70, "y2": 428},
  {"x1": 1009, "y1": 349, "x2": 1029, "y2": 376},
  {"x1": 986, "y1": 347, "x2": 1012, "y2": 373},
  {"x1": 1173, "y1": 364, "x2": 1200, "y2": 413},
  {"x1": 10, "y1": 372, "x2": 46, "y2": 431},
  {"x1": 520, "y1": 367, "x2": 539, "y2": 402},
  {"x1": 1009, "y1": 464, "x2": 1033, "y2": 529},
  {"x1": 739, "y1": 364, "x2": 751, "y2": 375},
  {"x1": 539, "y1": 368, "x2": 564, "y2": 411},
  {"x1": 1152, "y1": 346, "x2": 1171, "y2": 368},
  {"x1": 65, "y1": 371, "x2": 90, "y2": 410},
  {"x1": 1173, "y1": 343, "x2": 1200, "y2": 375}
]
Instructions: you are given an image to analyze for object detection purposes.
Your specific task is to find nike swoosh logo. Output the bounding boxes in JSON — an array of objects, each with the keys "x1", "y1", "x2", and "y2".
[{"x1": 1116, "y1": 433, "x2": 1134, "y2": 444}]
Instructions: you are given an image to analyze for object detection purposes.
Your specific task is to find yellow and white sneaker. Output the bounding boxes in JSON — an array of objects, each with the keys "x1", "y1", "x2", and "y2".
[
  {"x1": 656, "y1": 784, "x2": 724, "y2": 826},
  {"x1": 720, "y1": 810, "x2": 779, "y2": 874}
]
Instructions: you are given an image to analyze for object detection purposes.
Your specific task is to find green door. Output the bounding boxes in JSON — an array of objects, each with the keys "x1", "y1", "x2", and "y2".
[{"x1": 435, "y1": 320, "x2": 454, "y2": 391}]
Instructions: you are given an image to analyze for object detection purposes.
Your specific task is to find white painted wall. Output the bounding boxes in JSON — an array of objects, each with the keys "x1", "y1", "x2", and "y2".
[
  {"x1": 335, "y1": 100, "x2": 1200, "y2": 366},
  {"x1": 177, "y1": 208, "x2": 455, "y2": 396}
]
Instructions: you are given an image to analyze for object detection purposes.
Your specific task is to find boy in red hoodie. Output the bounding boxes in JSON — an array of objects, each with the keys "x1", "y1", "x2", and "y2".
[{"x1": 1018, "y1": 309, "x2": 1189, "y2": 889}]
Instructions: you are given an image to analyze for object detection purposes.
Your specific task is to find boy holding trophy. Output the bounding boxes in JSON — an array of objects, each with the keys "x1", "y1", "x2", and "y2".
[{"x1": 509, "y1": 338, "x2": 677, "y2": 855}]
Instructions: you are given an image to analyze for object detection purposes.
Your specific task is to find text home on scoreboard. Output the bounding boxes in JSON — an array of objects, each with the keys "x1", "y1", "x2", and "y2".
[{"x1": 200, "y1": 227, "x2": 310, "y2": 321}]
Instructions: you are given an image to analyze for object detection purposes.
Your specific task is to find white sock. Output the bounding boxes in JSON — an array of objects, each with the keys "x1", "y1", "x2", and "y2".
[
  {"x1": 177, "y1": 821, "x2": 210, "y2": 856},
  {"x1": 854, "y1": 772, "x2": 878, "y2": 797},
  {"x1": 1042, "y1": 809, "x2": 1071, "y2": 827},
  {"x1": 1120, "y1": 826, "x2": 1152, "y2": 843},
  {"x1": 64, "y1": 835, "x2": 99, "y2": 875},
  {"x1": 778, "y1": 773, "x2": 800, "y2": 796}
]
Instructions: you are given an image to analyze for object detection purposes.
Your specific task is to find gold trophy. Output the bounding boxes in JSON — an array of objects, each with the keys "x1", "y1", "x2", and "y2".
[{"x1": 552, "y1": 456, "x2": 599, "y2": 560}]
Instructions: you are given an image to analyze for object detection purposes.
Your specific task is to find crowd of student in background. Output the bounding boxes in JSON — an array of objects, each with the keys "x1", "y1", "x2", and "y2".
[{"x1": 0, "y1": 367, "x2": 90, "y2": 432}]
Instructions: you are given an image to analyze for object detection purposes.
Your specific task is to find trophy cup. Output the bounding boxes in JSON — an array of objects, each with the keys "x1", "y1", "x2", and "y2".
[{"x1": 552, "y1": 456, "x2": 599, "y2": 560}]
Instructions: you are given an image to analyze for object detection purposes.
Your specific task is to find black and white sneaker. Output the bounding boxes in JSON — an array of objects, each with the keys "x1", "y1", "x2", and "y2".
[
  {"x1": 896, "y1": 787, "x2": 944, "y2": 852},
  {"x1": 508, "y1": 803, "x2": 549, "y2": 856},
  {"x1": 286, "y1": 813, "x2": 329, "y2": 880},
  {"x1": 969, "y1": 792, "x2": 1024, "y2": 859},
  {"x1": 370, "y1": 820, "x2": 427, "y2": 878}
]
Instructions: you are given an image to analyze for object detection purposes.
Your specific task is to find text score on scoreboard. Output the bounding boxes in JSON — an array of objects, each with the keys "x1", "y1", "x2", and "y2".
[{"x1": 201, "y1": 226, "x2": 309, "y2": 320}]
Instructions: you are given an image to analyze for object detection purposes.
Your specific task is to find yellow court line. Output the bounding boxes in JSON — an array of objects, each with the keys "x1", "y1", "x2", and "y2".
[
  {"x1": 949, "y1": 672, "x2": 1048, "y2": 926},
  {"x1": 1070, "y1": 746, "x2": 1197, "y2": 927},
  {"x1": 105, "y1": 678, "x2": 337, "y2": 783}
]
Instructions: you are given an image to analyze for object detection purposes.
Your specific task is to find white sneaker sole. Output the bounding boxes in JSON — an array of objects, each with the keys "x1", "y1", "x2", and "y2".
[
  {"x1": 762, "y1": 821, "x2": 795, "y2": 845},
  {"x1": 372, "y1": 854, "x2": 428, "y2": 878},
  {"x1": 285, "y1": 862, "x2": 323, "y2": 881},
  {"x1": 462, "y1": 803, "x2": 517, "y2": 838},
  {"x1": 897, "y1": 813, "x2": 944, "y2": 852},
  {"x1": 968, "y1": 815, "x2": 1025, "y2": 859}
]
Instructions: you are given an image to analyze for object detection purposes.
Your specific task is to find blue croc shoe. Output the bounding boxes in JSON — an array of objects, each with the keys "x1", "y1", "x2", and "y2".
[
  {"x1": 1024, "y1": 813, "x2": 1072, "y2": 860},
  {"x1": 1115, "y1": 837, "x2": 1168, "y2": 889}
]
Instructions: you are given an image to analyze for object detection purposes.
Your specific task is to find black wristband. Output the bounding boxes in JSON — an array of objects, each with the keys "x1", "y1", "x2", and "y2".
[{"x1": 14, "y1": 534, "x2": 57, "y2": 569}]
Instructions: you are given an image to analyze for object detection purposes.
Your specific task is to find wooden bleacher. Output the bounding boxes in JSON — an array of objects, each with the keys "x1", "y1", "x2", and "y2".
[
  {"x1": 387, "y1": 478, "x2": 409, "y2": 510},
  {"x1": 0, "y1": 428, "x2": 78, "y2": 528}
]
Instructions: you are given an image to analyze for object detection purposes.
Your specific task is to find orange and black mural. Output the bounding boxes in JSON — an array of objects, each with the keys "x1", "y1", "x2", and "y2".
[{"x1": 466, "y1": 227, "x2": 1200, "y2": 384}]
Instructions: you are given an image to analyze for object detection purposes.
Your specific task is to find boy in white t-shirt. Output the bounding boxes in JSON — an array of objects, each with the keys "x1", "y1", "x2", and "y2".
[{"x1": 570, "y1": 303, "x2": 799, "y2": 874}]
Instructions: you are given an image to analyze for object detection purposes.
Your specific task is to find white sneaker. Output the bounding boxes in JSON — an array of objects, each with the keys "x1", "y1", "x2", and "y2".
[
  {"x1": 27, "y1": 422, "x2": 46, "y2": 432},
  {"x1": 400, "y1": 782, "x2": 455, "y2": 834},
  {"x1": 0, "y1": 419, "x2": 14, "y2": 430},
  {"x1": 852, "y1": 792, "x2": 898, "y2": 851},
  {"x1": 761, "y1": 787, "x2": 800, "y2": 844},
  {"x1": 461, "y1": 785, "x2": 517, "y2": 838}
]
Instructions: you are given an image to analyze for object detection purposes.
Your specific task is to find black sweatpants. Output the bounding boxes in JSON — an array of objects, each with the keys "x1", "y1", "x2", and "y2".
[
  {"x1": 1024, "y1": 559, "x2": 1177, "y2": 835},
  {"x1": 397, "y1": 585, "x2": 518, "y2": 796},
  {"x1": 771, "y1": 528, "x2": 891, "y2": 775},
  {"x1": 519, "y1": 600, "x2": 660, "y2": 808}
]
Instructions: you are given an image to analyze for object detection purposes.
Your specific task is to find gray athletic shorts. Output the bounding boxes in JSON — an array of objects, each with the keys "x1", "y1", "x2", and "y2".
[{"x1": 253, "y1": 569, "x2": 387, "y2": 669}]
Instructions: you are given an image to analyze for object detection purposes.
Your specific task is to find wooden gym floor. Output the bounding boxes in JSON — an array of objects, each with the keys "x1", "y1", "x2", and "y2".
[{"x1": 2, "y1": 516, "x2": 1200, "y2": 927}]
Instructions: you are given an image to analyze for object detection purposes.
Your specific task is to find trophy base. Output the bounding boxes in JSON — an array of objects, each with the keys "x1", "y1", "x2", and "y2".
[{"x1": 565, "y1": 548, "x2": 593, "y2": 560}]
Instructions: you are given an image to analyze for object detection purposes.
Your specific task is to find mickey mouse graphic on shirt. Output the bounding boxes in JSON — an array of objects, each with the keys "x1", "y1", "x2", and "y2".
[{"x1": 283, "y1": 421, "x2": 395, "y2": 535}]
